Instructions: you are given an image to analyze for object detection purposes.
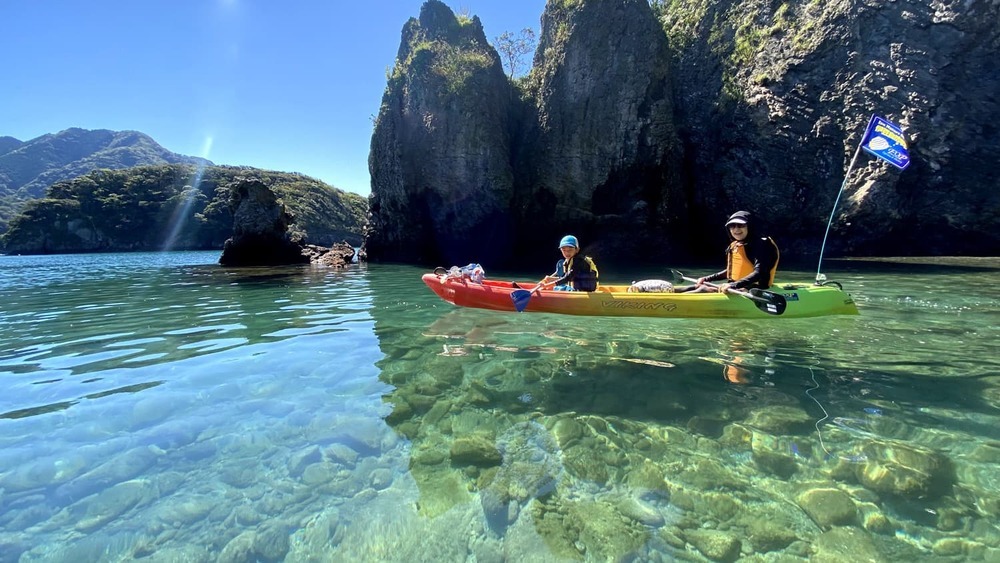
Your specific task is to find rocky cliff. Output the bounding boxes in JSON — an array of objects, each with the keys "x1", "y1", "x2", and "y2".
[
  {"x1": 661, "y1": 0, "x2": 1000, "y2": 258},
  {"x1": 368, "y1": 0, "x2": 999, "y2": 267},
  {"x1": 367, "y1": 0, "x2": 515, "y2": 266},
  {"x1": 517, "y1": 0, "x2": 682, "y2": 264}
]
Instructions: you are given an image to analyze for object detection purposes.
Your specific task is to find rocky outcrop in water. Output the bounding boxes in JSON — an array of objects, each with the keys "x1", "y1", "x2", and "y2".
[
  {"x1": 302, "y1": 243, "x2": 357, "y2": 267},
  {"x1": 368, "y1": 0, "x2": 1000, "y2": 267},
  {"x1": 218, "y1": 177, "x2": 310, "y2": 266},
  {"x1": 218, "y1": 177, "x2": 357, "y2": 267}
]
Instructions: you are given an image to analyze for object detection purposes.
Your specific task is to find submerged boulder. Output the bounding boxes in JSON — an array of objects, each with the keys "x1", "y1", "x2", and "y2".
[{"x1": 480, "y1": 421, "x2": 563, "y2": 535}]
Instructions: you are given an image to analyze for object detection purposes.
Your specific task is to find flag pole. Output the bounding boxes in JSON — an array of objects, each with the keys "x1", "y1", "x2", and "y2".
[
  {"x1": 815, "y1": 142, "x2": 863, "y2": 284},
  {"x1": 815, "y1": 114, "x2": 910, "y2": 284}
]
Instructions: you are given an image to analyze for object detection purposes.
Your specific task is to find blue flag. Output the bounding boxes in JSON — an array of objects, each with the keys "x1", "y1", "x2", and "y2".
[{"x1": 861, "y1": 115, "x2": 910, "y2": 170}]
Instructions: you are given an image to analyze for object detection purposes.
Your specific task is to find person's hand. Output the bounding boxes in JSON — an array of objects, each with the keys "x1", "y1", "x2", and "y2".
[{"x1": 696, "y1": 277, "x2": 707, "y2": 286}]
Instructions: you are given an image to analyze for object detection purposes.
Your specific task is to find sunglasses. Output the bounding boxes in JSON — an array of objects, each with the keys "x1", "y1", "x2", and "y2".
[{"x1": 728, "y1": 223, "x2": 747, "y2": 229}]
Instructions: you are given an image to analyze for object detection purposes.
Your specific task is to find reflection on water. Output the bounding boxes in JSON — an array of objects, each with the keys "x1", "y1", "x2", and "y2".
[{"x1": 0, "y1": 253, "x2": 999, "y2": 561}]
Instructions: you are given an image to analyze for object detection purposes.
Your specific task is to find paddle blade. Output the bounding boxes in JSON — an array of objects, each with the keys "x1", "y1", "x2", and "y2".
[
  {"x1": 511, "y1": 289, "x2": 532, "y2": 312},
  {"x1": 749, "y1": 288, "x2": 787, "y2": 315}
]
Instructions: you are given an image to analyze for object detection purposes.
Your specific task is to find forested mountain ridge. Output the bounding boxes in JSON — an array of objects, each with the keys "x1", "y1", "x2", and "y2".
[
  {"x1": 0, "y1": 128, "x2": 210, "y2": 198},
  {"x1": 0, "y1": 164, "x2": 368, "y2": 254},
  {"x1": 0, "y1": 136, "x2": 22, "y2": 156},
  {"x1": 0, "y1": 128, "x2": 211, "y2": 232}
]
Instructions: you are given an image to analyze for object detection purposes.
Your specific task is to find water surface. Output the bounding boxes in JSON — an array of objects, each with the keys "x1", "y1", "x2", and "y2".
[{"x1": 1, "y1": 252, "x2": 998, "y2": 561}]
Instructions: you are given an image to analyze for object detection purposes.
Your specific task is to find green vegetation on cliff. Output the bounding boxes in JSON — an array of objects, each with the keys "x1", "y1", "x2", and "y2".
[
  {"x1": 1, "y1": 164, "x2": 368, "y2": 254},
  {"x1": 386, "y1": 2, "x2": 500, "y2": 98}
]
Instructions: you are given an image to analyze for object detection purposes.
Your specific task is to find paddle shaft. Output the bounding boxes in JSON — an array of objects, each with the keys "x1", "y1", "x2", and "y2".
[{"x1": 677, "y1": 274, "x2": 770, "y2": 304}]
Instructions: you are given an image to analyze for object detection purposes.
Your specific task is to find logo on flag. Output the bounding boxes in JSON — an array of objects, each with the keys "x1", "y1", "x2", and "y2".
[{"x1": 861, "y1": 115, "x2": 910, "y2": 170}]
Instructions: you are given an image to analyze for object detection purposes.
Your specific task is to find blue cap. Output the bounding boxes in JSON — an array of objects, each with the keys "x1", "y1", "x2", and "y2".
[{"x1": 558, "y1": 235, "x2": 579, "y2": 249}]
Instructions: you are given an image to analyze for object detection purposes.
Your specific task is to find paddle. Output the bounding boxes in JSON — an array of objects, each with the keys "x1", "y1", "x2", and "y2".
[
  {"x1": 670, "y1": 269, "x2": 787, "y2": 316},
  {"x1": 510, "y1": 277, "x2": 548, "y2": 312}
]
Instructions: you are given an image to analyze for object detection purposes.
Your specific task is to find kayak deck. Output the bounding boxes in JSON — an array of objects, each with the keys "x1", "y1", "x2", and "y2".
[{"x1": 421, "y1": 273, "x2": 859, "y2": 319}]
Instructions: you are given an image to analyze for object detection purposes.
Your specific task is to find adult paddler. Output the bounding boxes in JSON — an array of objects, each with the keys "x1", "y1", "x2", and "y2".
[{"x1": 675, "y1": 211, "x2": 780, "y2": 293}]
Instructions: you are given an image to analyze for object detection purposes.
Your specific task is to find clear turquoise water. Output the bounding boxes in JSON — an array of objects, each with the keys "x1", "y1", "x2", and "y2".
[{"x1": 1, "y1": 252, "x2": 998, "y2": 561}]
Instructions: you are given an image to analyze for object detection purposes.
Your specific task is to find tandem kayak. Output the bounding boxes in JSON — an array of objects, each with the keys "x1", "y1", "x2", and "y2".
[{"x1": 421, "y1": 273, "x2": 859, "y2": 319}]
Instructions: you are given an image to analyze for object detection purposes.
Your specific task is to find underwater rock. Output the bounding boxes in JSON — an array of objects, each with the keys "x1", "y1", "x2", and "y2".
[
  {"x1": 54, "y1": 446, "x2": 159, "y2": 503},
  {"x1": 969, "y1": 441, "x2": 1000, "y2": 463},
  {"x1": 810, "y1": 526, "x2": 883, "y2": 562},
  {"x1": 624, "y1": 459, "x2": 668, "y2": 491},
  {"x1": 450, "y1": 433, "x2": 501, "y2": 467},
  {"x1": 287, "y1": 446, "x2": 322, "y2": 478},
  {"x1": 325, "y1": 443, "x2": 360, "y2": 467},
  {"x1": 300, "y1": 462, "x2": 338, "y2": 487},
  {"x1": 739, "y1": 505, "x2": 808, "y2": 553},
  {"x1": 615, "y1": 494, "x2": 666, "y2": 527},
  {"x1": 0, "y1": 539, "x2": 24, "y2": 563},
  {"x1": 18, "y1": 531, "x2": 152, "y2": 563},
  {"x1": 862, "y1": 511, "x2": 894, "y2": 535},
  {"x1": 254, "y1": 521, "x2": 291, "y2": 561},
  {"x1": 932, "y1": 537, "x2": 988, "y2": 559},
  {"x1": 130, "y1": 395, "x2": 184, "y2": 429},
  {"x1": 0, "y1": 495, "x2": 54, "y2": 532},
  {"x1": 795, "y1": 488, "x2": 858, "y2": 529},
  {"x1": 332, "y1": 417, "x2": 385, "y2": 456},
  {"x1": 370, "y1": 468, "x2": 393, "y2": 490},
  {"x1": 718, "y1": 422, "x2": 753, "y2": 448},
  {"x1": 746, "y1": 519, "x2": 798, "y2": 553},
  {"x1": 674, "y1": 458, "x2": 745, "y2": 491},
  {"x1": 218, "y1": 530, "x2": 257, "y2": 563},
  {"x1": 685, "y1": 529, "x2": 742, "y2": 562},
  {"x1": 855, "y1": 440, "x2": 955, "y2": 499},
  {"x1": 746, "y1": 405, "x2": 816, "y2": 435},
  {"x1": 703, "y1": 492, "x2": 741, "y2": 523},
  {"x1": 550, "y1": 416, "x2": 584, "y2": 447},
  {"x1": 480, "y1": 421, "x2": 562, "y2": 535},
  {"x1": 0, "y1": 454, "x2": 65, "y2": 492},
  {"x1": 71, "y1": 479, "x2": 158, "y2": 532},
  {"x1": 751, "y1": 432, "x2": 798, "y2": 479},
  {"x1": 155, "y1": 496, "x2": 214, "y2": 526},
  {"x1": 291, "y1": 508, "x2": 342, "y2": 557},
  {"x1": 129, "y1": 545, "x2": 212, "y2": 563},
  {"x1": 687, "y1": 415, "x2": 727, "y2": 438},
  {"x1": 219, "y1": 464, "x2": 257, "y2": 489},
  {"x1": 566, "y1": 499, "x2": 649, "y2": 560}
]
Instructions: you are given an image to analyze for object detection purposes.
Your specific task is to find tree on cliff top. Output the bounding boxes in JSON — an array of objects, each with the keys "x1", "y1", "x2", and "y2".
[{"x1": 495, "y1": 28, "x2": 537, "y2": 79}]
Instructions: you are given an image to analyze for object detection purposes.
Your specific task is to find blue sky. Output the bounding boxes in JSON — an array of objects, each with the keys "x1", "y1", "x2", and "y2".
[{"x1": 0, "y1": 1, "x2": 546, "y2": 196}]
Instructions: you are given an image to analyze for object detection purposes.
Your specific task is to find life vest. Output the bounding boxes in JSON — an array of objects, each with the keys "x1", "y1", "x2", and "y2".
[
  {"x1": 726, "y1": 237, "x2": 779, "y2": 287},
  {"x1": 560, "y1": 255, "x2": 599, "y2": 291}
]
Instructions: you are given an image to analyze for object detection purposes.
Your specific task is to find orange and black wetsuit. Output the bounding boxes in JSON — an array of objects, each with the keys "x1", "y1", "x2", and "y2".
[{"x1": 704, "y1": 236, "x2": 780, "y2": 289}]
